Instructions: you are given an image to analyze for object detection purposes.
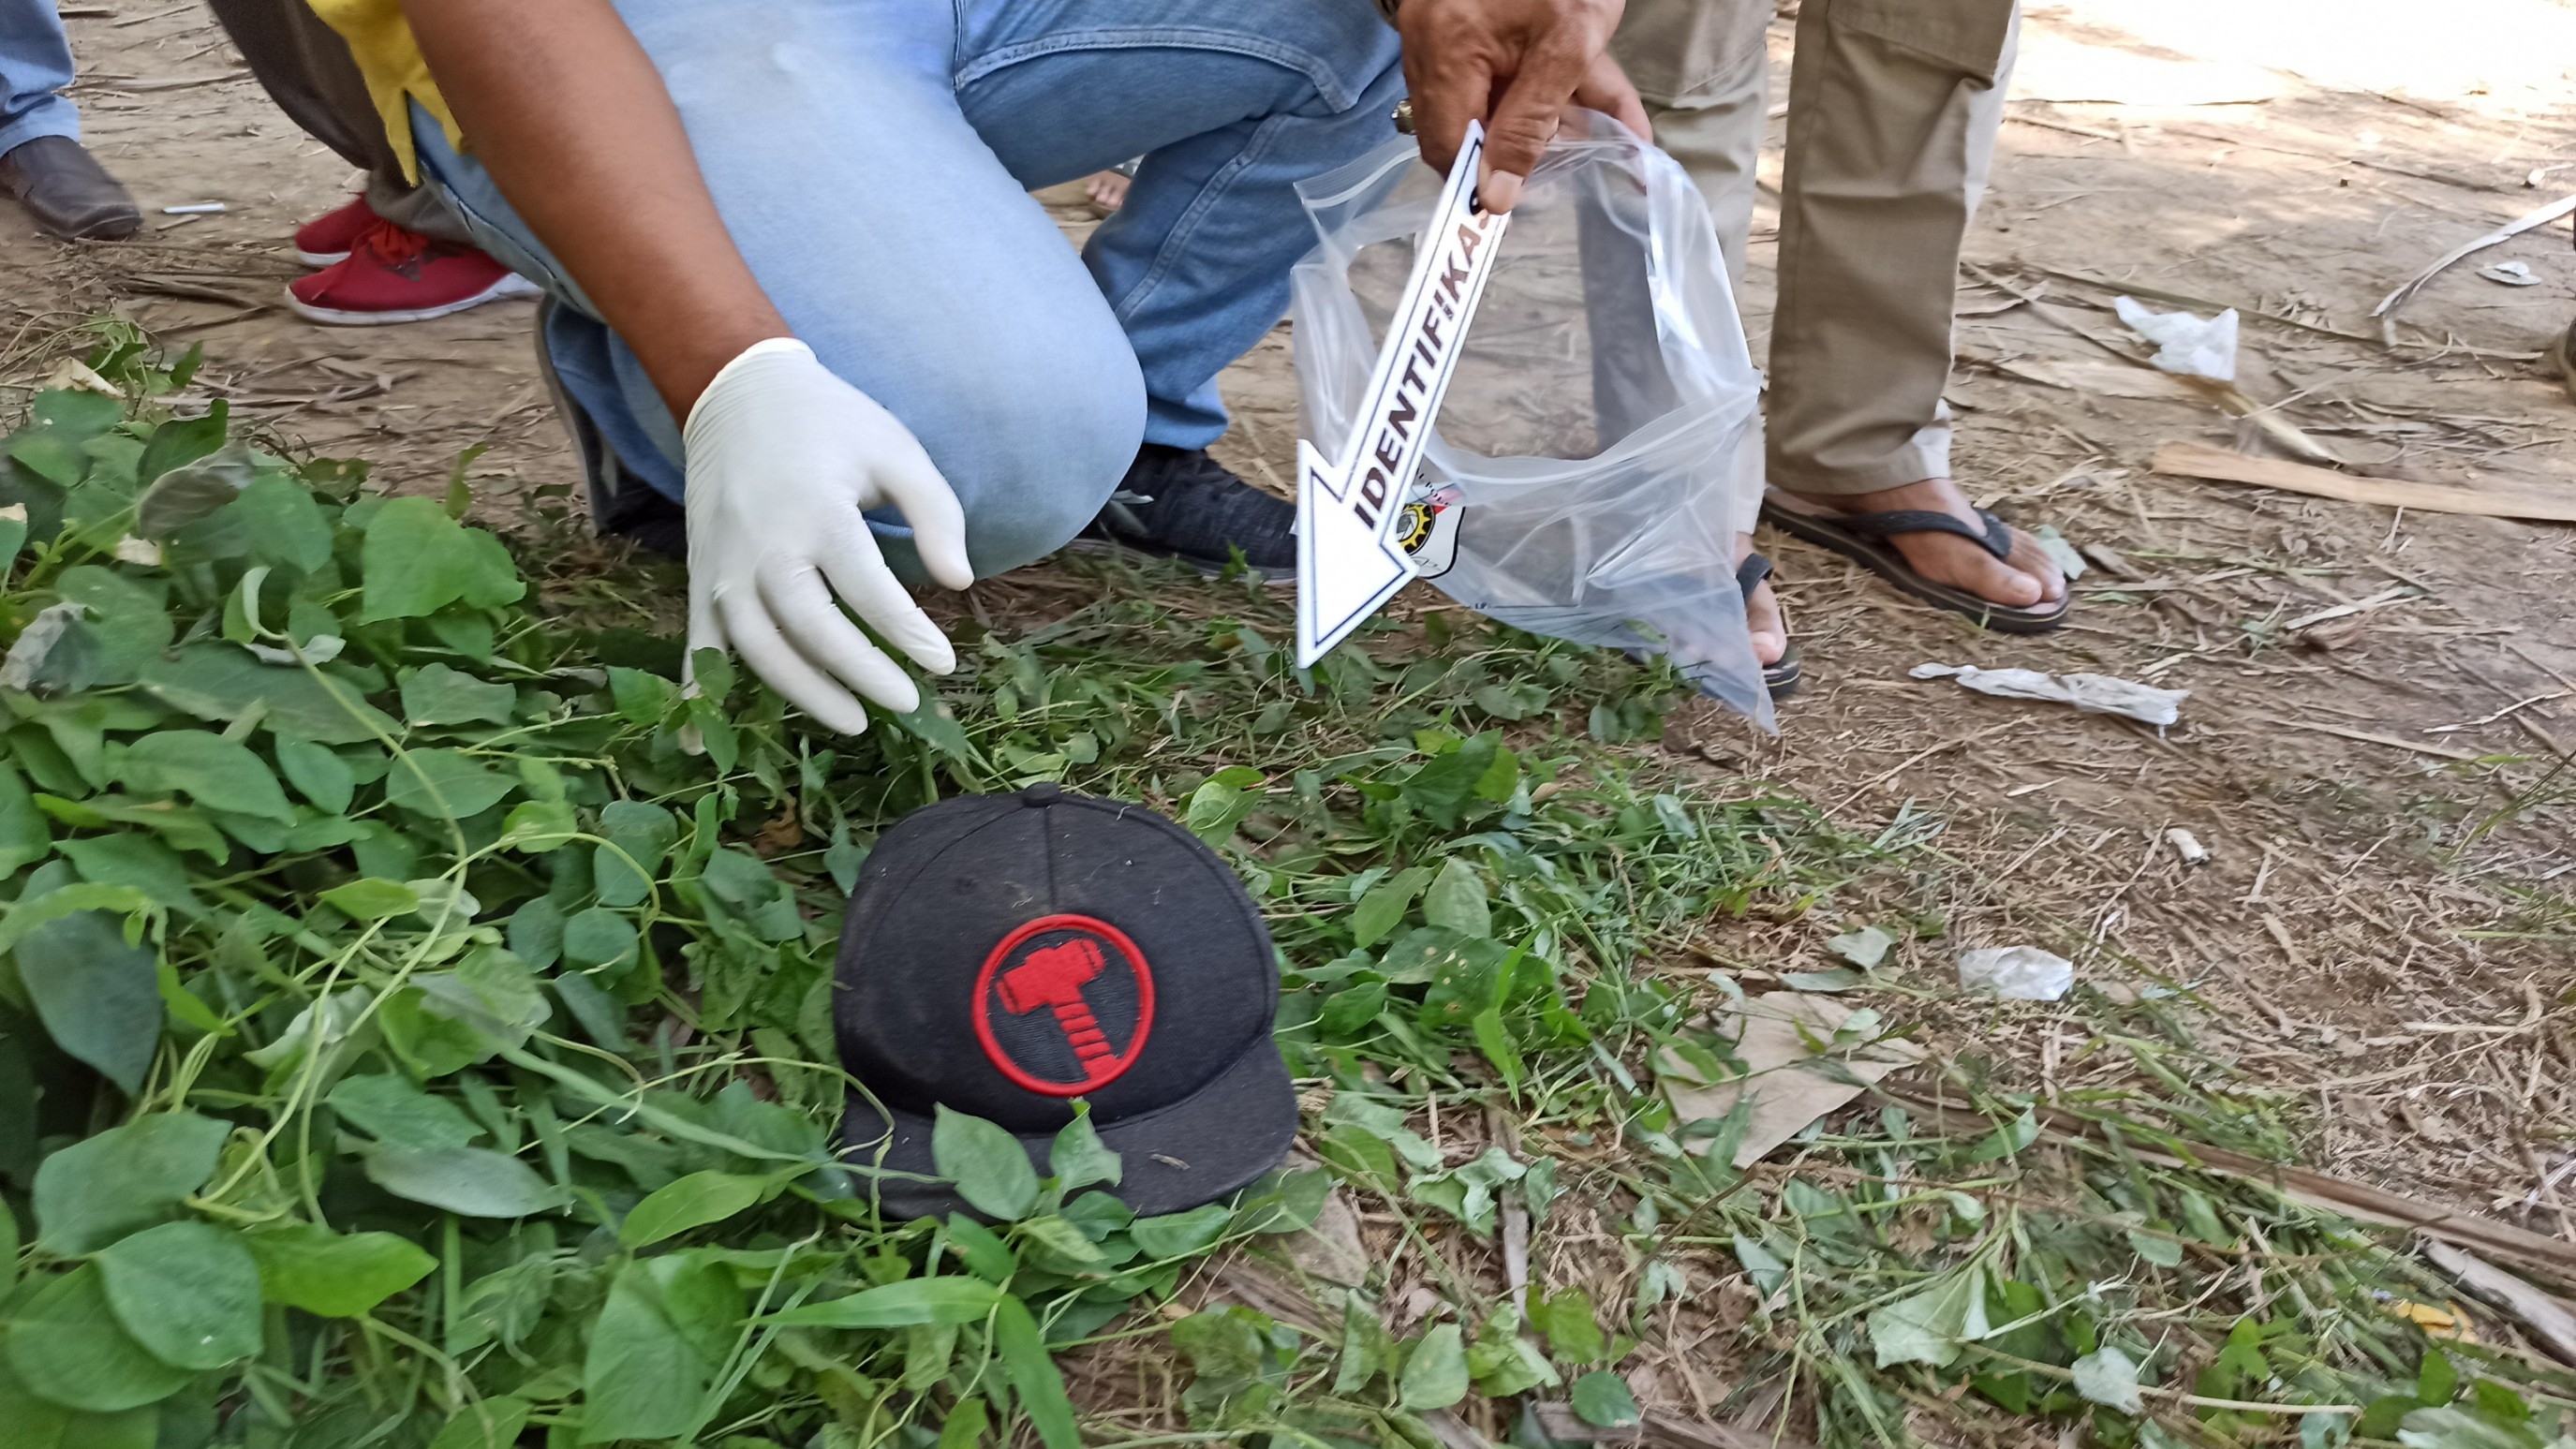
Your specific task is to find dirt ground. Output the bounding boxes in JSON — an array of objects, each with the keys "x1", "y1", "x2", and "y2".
[{"x1": 5, "y1": 0, "x2": 2574, "y2": 1234}]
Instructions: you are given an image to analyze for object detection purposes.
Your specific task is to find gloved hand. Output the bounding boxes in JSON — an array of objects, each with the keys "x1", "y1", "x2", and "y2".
[{"x1": 681, "y1": 338, "x2": 972, "y2": 734}]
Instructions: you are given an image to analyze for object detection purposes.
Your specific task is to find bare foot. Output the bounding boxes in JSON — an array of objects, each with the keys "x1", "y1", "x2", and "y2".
[
  {"x1": 1086, "y1": 170, "x2": 1131, "y2": 213},
  {"x1": 1736, "y1": 531, "x2": 1788, "y2": 668},
  {"x1": 1771, "y1": 478, "x2": 2065, "y2": 609}
]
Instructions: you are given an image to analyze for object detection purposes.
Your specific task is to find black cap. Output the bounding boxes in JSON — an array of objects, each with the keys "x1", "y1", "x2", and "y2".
[{"x1": 834, "y1": 786, "x2": 1295, "y2": 1219}]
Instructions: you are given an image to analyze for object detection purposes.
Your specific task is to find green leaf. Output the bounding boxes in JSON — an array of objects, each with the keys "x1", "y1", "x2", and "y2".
[
  {"x1": 561, "y1": 907, "x2": 638, "y2": 970},
  {"x1": 619, "y1": 1171, "x2": 770, "y2": 1249},
  {"x1": 4, "y1": 1264, "x2": 194, "y2": 1412},
  {"x1": 2394, "y1": 1406, "x2": 2549, "y2": 1449},
  {"x1": 1183, "y1": 768, "x2": 1263, "y2": 848},
  {"x1": 33, "y1": 1113, "x2": 229, "y2": 1255},
  {"x1": 1867, "y1": 1267, "x2": 1991, "y2": 1368},
  {"x1": 594, "y1": 800, "x2": 677, "y2": 907},
  {"x1": 224, "y1": 474, "x2": 334, "y2": 572},
  {"x1": 993, "y1": 1293, "x2": 1078, "y2": 1449},
  {"x1": 1016, "y1": 1214, "x2": 1107, "y2": 1274},
  {"x1": 1968, "y1": 1108, "x2": 2040, "y2": 1163},
  {"x1": 1826, "y1": 924, "x2": 1896, "y2": 969},
  {"x1": 1572, "y1": 1369, "x2": 1642, "y2": 1428},
  {"x1": 426, "y1": 1397, "x2": 531, "y2": 1449},
  {"x1": 140, "y1": 643, "x2": 401, "y2": 745},
  {"x1": 2419, "y1": 1347, "x2": 2459, "y2": 1405},
  {"x1": 134, "y1": 441, "x2": 253, "y2": 538},
  {"x1": 2127, "y1": 1229, "x2": 2186, "y2": 1268},
  {"x1": 608, "y1": 667, "x2": 677, "y2": 727},
  {"x1": 1538, "y1": 1287, "x2": 1606, "y2": 1365},
  {"x1": 581, "y1": 1254, "x2": 738, "y2": 1443},
  {"x1": 363, "y1": 1148, "x2": 564, "y2": 1218},
  {"x1": 497, "y1": 799, "x2": 578, "y2": 852},
  {"x1": 361, "y1": 497, "x2": 523, "y2": 622},
  {"x1": 53, "y1": 568, "x2": 172, "y2": 687},
  {"x1": 1472, "y1": 1005, "x2": 1524, "y2": 1089},
  {"x1": 1336, "y1": 1294, "x2": 1388, "y2": 1394},
  {"x1": 273, "y1": 738, "x2": 354, "y2": 815},
  {"x1": 135, "y1": 405, "x2": 227, "y2": 489},
  {"x1": 1131, "y1": 1204, "x2": 1232, "y2": 1261},
  {"x1": 1048, "y1": 1105, "x2": 1122, "y2": 1194},
  {"x1": 762, "y1": 1277, "x2": 1001, "y2": 1329},
  {"x1": 2358, "y1": 1396, "x2": 2427, "y2": 1442},
  {"x1": 1350, "y1": 865, "x2": 1431, "y2": 949},
  {"x1": 400, "y1": 663, "x2": 517, "y2": 727},
  {"x1": 932, "y1": 1397, "x2": 989, "y2": 1449},
  {"x1": 383, "y1": 748, "x2": 517, "y2": 820},
  {"x1": 1399, "y1": 1323, "x2": 1470, "y2": 1410},
  {"x1": 328, "y1": 1073, "x2": 481, "y2": 1150},
  {"x1": 1321, "y1": 1094, "x2": 1441, "y2": 1171},
  {"x1": 1422, "y1": 857, "x2": 1490, "y2": 937},
  {"x1": 241, "y1": 1220, "x2": 434, "y2": 1317},
  {"x1": 932, "y1": 1105, "x2": 1038, "y2": 1221},
  {"x1": 2072, "y1": 1347, "x2": 2144, "y2": 1415},
  {"x1": 94, "y1": 1221, "x2": 263, "y2": 1370},
  {"x1": 943, "y1": 1216, "x2": 1020, "y2": 1281},
  {"x1": 15, "y1": 910, "x2": 160, "y2": 1093},
  {"x1": 0, "y1": 760, "x2": 52, "y2": 875},
  {"x1": 320, "y1": 877, "x2": 420, "y2": 920}
]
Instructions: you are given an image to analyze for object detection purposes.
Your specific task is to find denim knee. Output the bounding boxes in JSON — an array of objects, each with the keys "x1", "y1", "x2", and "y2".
[{"x1": 905, "y1": 338, "x2": 1147, "y2": 582}]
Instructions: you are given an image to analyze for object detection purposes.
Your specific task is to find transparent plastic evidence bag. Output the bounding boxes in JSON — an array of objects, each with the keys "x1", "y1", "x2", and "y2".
[{"x1": 1288, "y1": 111, "x2": 1770, "y2": 723}]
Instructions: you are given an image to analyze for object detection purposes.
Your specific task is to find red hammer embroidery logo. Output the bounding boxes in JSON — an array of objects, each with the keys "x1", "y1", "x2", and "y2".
[
  {"x1": 997, "y1": 939, "x2": 1115, "y2": 1071},
  {"x1": 971, "y1": 914, "x2": 1156, "y2": 1096}
]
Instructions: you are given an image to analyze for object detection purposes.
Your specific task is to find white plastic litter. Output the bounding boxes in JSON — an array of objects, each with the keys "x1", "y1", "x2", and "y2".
[
  {"x1": 2113, "y1": 296, "x2": 2238, "y2": 382},
  {"x1": 1911, "y1": 662, "x2": 2187, "y2": 728},
  {"x1": 1292, "y1": 111, "x2": 1769, "y2": 722},
  {"x1": 160, "y1": 202, "x2": 228, "y2": 215},
  {"x1": 2477, "y1": 260, "x2": 2540, "y2": 287},
  {"x1": 1958, "y1": 946, "x2": 2075, "y2": 1002},
  {"x1": 2165, "y1": 827, "x2": 2211, "y2": 865}
]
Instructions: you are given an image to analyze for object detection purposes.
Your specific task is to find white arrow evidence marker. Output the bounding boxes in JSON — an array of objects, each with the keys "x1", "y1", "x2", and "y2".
[{"x1": 1295, "y1": 121, "x2": 1512, "y2": 668}]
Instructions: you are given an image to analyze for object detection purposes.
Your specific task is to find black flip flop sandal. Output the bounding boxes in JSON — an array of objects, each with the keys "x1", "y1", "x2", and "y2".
[
  {"x1": 1759, "y1": 497, "x2": 2070, "y2": 634},
  {"x1": 1622, "y1": 553, "x2": 1801, "y2": 702},
  {"x1": 1740, "y1": 553, "x2": 1802, "y2": 701}
]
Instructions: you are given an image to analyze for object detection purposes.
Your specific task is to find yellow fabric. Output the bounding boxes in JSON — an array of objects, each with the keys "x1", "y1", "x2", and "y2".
[{"x1": 304, "y1": 0, "x2": 461, "y2": 183}]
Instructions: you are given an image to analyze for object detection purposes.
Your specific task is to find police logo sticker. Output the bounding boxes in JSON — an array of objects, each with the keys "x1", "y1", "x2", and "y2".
[
  {"x1": 1396, "y1": 484, "x2": 1463, "y2": 579},
  {"x1": 970, "y1": 914, "x2": 1156, "y2": 1096}
]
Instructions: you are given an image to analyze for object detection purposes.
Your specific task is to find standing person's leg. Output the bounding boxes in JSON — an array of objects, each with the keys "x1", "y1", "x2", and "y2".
[
  {"x1": 206, "y1": 0, "x2": 532, "y2": 325},
  {"x1": 413, "y1": 0, "x2": 1401, "y2": 584},
  {"x1": 0, "y1": 0, "x2": 136, "y2": 240},
  {"x1": 1760, "y1": 0, "x2": 2065, "y2": 627},
  {"x1": 0, "y1": 0, "x2": 78, "y2": 156},
  {"x1": 1615, "y1": 0, "x2": 1787, "y2": 677},
  {"x1": 202, "y1": 0, "x2": 465, "y2": 242}
]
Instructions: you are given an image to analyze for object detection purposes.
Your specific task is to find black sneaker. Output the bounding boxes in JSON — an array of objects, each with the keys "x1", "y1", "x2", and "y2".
[{"x1": 1074, "y1": 444, "x2": 1295, "y2": 583}]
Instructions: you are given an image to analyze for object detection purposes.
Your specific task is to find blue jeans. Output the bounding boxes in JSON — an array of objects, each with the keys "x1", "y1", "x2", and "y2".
[
  {"x1": 417, "y1": 0, "x2": 1403, "y2": 583},
  {"x1": 0, "y1": 0, "x2": 81, "y2": 156}
]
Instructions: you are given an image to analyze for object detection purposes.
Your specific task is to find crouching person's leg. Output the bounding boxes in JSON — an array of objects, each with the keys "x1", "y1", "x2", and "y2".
[{"x1": 411, "y1": 0, "x2": 1148, "y2": 588}]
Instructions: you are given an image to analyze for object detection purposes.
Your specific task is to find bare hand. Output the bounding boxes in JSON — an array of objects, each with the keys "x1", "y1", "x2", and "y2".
[{"x1": 1397, "y1": 0, "x2": 1642, "y2": 211}]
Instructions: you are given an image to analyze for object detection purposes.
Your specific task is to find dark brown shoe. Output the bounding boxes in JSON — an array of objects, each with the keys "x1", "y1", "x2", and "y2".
[{"x1": 0, "y1": 136, "x2": 141, "y2": 242}]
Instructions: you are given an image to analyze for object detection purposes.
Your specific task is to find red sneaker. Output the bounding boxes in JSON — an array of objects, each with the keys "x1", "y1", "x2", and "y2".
[
  {"x1": 292, "y1": 194, "x2": 376, "y2": 266},
  {"x1": 286, "y1": 219, "x2": 539, "y2": 326}
]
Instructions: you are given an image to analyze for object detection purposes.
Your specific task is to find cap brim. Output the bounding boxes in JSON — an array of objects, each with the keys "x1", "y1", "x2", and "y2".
[{"x1": 838, "y1": 1034, "x2": 1296, "y2": 1220}]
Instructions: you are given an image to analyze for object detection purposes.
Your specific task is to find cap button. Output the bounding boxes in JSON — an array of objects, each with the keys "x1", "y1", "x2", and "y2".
[{"x1": 1021, "y1": 782, "x2": 1061, "y2": 807}]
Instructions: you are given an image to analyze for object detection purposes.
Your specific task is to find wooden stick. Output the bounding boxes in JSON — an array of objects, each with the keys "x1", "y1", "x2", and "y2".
[
  {"x1": 2152, "y1": 441, "x2": 2576, "y2": 524},
  {"x1": 1883, "y1": 1087, "x2": 2576, "y2": 1279},
  {"x1": 2421, "y1": 1238, "x2": 2576, "y2": 1368}
]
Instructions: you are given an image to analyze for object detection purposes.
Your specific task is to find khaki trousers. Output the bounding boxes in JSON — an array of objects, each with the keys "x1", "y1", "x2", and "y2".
[{"x1": 1613, "y1": 0, "x2": 2017, "y2": 503}]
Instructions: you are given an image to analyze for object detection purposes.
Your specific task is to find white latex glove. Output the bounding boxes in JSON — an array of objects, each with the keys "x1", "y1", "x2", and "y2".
[{"x1": 681, "y1": 338, "x2": 972, "y2": 734}]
